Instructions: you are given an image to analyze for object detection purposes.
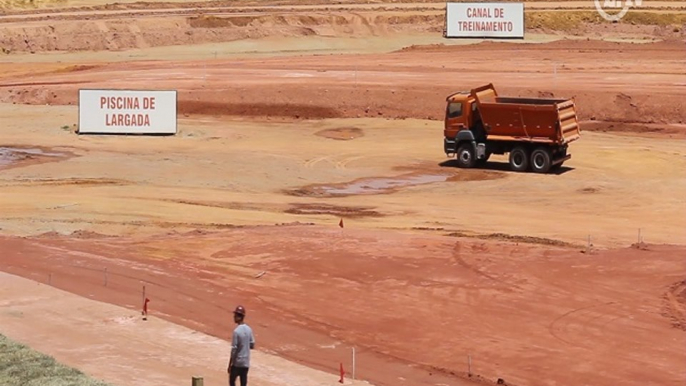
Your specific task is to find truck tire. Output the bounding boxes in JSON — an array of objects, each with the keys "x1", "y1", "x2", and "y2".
[
  {"x1": 456, "y1": 143, "x2": 477, "y2": 168},
  {"x1": 531, "y1": 147, "x2": 552, "y2": 173},
  {"x1": 509, "y1": 146, "x2": 529, "y2": 172}
]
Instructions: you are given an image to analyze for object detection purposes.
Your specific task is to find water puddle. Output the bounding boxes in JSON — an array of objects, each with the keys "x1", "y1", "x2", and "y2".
[
  {"x1": 288, "y1": 173, "x2": 451, "y2": 197},
  {"x1": 0, "y1": 147, "x2": 68, "y2": 169}
]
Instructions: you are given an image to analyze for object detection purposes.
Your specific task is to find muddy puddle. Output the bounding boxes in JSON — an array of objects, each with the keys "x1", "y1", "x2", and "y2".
[
  {"x1": 288, "y1": 173, "x2": 452, "y2": 197},
  {"x1": 314, "y1": 127, "x2": 364, "y2": 140},
  {"x1": 285, "y1": 203, "x2": 383, "y2": 218},
  {"x1": 287, "y1": 166, "x2": 506, "y2": 197},
  {"x1": 0, "y1": 147, "x2": 68, "y2": 170}
]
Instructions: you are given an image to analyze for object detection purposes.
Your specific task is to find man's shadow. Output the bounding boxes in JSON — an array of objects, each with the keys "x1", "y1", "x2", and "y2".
[{"x1": 439, "y1": 159, "x2": 574, "y2": 175}]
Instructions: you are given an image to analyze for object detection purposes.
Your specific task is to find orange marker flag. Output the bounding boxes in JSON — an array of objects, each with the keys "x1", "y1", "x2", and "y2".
[
  {"x1": 339, "y1": 218, "x2": 344, "y2": 228},
  {"x1": 339, "y1": 362, "x2": 345, "y2": 383}
]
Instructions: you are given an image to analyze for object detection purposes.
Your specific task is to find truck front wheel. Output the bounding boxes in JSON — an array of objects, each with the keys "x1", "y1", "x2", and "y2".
[
  {"x1": 531, "y1": 147, "x2": 552, "y2": 173},
  {"x1": 509, "y1": 146, "x2": 529, "y2": 172},
  {"x1": 456, "y1": 143, "x2": 477, "y2": 168}
]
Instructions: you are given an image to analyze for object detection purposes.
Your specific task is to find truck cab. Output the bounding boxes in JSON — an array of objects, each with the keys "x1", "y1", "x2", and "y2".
[
  {"x1": 444, "y1": 92, "x2": 488, "y2": 161},
  {"x1": 444, "y1": 92, "x2": 472, "y2": 140}
]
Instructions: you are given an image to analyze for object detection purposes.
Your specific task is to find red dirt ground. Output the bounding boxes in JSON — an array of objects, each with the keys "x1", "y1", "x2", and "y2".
[
  {"x1": 1, "y1": 226, "x2": 684, "y2": 386},
  {"x1": 2, "y1": 1, "x2": 686, "y2": 385},
  {"x1": 1, "y1": 39, "x2": 685, "y2": 137}
]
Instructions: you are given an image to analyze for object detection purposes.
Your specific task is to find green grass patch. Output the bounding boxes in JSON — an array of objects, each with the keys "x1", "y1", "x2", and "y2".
[
  {"x1": 623, "y1": 11, "x2": 686, "y2": 26},
  {"x1": 526, "y1": 10, "x2": 686, "y2": 31},
  {"x1": 0, "y1": 334, "x2": 113, "y2": 386}
]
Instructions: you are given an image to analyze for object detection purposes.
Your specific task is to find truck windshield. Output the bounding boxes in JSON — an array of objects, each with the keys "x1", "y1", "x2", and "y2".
[{"x1": 447, "y1": 102, "x2": 462, "y2": 118}]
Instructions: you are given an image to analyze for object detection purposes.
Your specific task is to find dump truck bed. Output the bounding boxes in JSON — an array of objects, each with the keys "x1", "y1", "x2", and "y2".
[{"x1": 473, "y1": 84, "x2": 580, "y2": 144}]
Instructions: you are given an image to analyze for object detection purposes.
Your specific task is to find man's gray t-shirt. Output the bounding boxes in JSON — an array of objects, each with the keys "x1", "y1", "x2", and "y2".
[{"x1": 231, "y1": 324, "x2": 255, "y2": 368}]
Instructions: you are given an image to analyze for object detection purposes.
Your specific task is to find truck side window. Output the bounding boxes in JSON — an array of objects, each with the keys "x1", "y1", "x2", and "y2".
[{"x1": 448, "y1": 102, "x2": 462, "y2": 118}]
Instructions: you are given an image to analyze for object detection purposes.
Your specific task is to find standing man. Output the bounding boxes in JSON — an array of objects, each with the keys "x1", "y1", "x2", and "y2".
[{"x1": 228, "y1": 305, "x2": 255, "y2": 386}]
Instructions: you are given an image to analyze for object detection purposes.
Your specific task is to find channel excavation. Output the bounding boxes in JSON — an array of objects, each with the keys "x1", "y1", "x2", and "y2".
[{"x1": 443, "y1": 83, "x2": 581, "y2": 174}]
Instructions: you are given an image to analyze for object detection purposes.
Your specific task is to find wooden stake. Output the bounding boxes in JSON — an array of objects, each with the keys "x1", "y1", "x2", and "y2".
[
  {"x1": 468, "y1": 354, "x2": 472, "y2": 376},
  {"x1": 352, "y1": 347, "x2": 356, "y2": 380},
  {"x1": 104, "y1": 268, "x2": 108, "y2": 287}
]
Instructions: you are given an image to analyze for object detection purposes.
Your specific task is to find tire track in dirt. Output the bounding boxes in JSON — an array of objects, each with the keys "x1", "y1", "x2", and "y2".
[
  {"x1": 548, "y1": 301, "x2": 630, "y2": 348},
  {"x1": 451, "y1": 241, "x2": 521, "y2": 292},
  {"x1": 303, "y1": 155, "x2": 336, "y2": 169}
]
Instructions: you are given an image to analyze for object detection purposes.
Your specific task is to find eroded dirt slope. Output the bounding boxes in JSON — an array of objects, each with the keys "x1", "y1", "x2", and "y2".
[{"x1": 1, "y1": 39, "x2": 684, "y2": 133}]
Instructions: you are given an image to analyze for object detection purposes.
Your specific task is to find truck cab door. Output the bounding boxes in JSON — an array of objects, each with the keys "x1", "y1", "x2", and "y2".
[{"x1": 445, "y1": 101, "x2": 467, "y2": 138}]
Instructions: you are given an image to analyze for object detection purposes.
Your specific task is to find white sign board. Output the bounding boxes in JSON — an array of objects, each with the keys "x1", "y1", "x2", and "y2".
[
  {"x1": 446, "y1": 2, "x2": 524, "y2": 39},
  {"x1": 78, "y1": 89, "x2": 177, "y2": 134}
]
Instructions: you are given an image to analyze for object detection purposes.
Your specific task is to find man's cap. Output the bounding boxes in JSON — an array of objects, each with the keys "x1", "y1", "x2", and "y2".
[{"x1": 234, "y1": 305, "x2": 246, "y2": 316}]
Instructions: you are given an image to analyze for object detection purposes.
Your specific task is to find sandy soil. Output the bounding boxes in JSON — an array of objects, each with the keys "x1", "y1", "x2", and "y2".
[
  {"x1": 1, "y1": 1, "x2": 686, "y2": 386},
  {"x1": 0, "y1": 271, "x2": 374, "y2": 386},
  {"x1": 1, "y1": 102, "x2": 685, "y2": 247}
]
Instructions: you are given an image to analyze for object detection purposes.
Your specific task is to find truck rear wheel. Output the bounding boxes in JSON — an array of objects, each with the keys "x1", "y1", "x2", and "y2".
[
  {"x1": 509, "y1": 146, "x2": 529, "y2": 172},
  {"x1": 531, "y1": 147, "x2": 552, "y2": 173},
  {"x1": 456, "y1": 143, "x2": 476, "y2": 168}
]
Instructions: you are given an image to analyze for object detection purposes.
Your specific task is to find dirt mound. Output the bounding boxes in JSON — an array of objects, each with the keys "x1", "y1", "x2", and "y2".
[
  {"x1": 314, "y1": 127, "x2": 364, "y2": 140},
  {"x1": 285, "y1": 203, "x2": 382, "y2": 218},
  {"x1": 662, "y1": 279, "x2": 686, "y2": 331},
  {"x1": 33, "y1": 231, "x2": 63, "y2": 238},
  {"x1": 0, "y1": 12, "x2": 443, "y2": 54},
  {"x1": 580, "y1": 121, "x2": 686, "y2": 137},
  {"x1": 446, "y1": 170, "x2": 506, "y2": 182},
  {"x1": 69, "y1": 230, "x2": 114, "y2": 239},
  {"x1": 397, "y1": 38, "x2": 686, "y2": 54},
  {"x1": 52, "y1": 64, "x2": 101, "y2": 73},
  {"x1": 447, "y1": 231, "x2": 577, "y2": 248},
  {"x1": 578, "y1": 187, "x2": 601, "y2": 194},
  {"x1": 178, "y1": 101, "x2": 341, "y2": 119}
]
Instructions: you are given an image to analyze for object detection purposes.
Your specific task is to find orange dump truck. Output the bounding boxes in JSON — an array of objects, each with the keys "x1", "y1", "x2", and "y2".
[{"x1": 443, "y1": 83, "x2": 581, "y2": 173}]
